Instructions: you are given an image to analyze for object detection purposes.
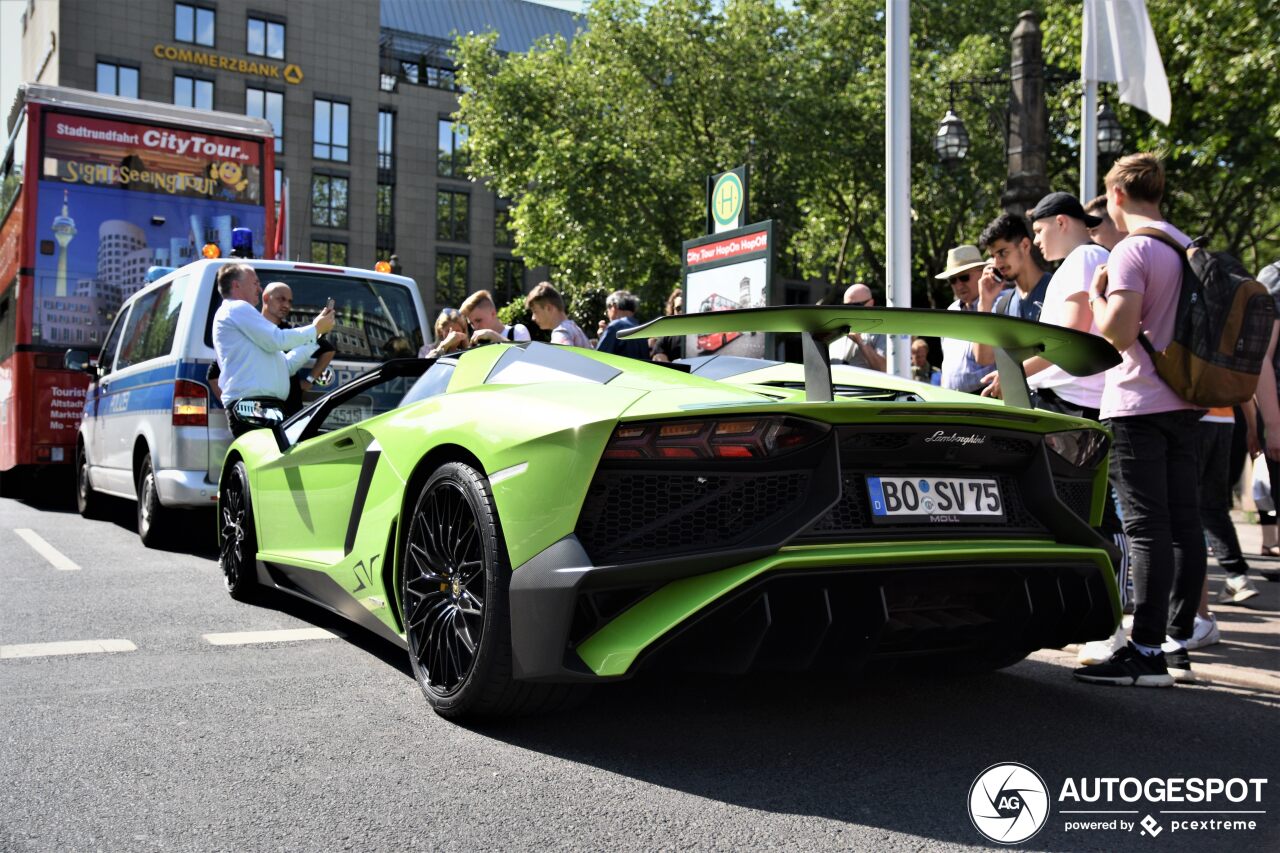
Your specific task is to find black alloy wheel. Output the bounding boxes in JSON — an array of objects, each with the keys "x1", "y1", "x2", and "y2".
[
  {"x1": 401, "y1": 461, "x2": 588, "y2": 718},
  {"x1": 218, "y1": 461, "x2": 259, "y2": 601},
  {"x1": 403, "y1": 464, "x2": 491, "y2": 701}
]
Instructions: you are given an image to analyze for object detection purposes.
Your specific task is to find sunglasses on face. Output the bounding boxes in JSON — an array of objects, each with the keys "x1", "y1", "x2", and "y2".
[{"x1": 948, "y1": 273, "x2": 972, "y2": 284}]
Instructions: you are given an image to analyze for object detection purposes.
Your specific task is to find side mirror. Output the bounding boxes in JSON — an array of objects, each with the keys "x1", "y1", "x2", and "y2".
[
  {"x1": 64, "y1": 350, "x2": 95, "y2": 375},
  {"x1": 231, "y1": 400, "x2": 289, "y2": 452}
]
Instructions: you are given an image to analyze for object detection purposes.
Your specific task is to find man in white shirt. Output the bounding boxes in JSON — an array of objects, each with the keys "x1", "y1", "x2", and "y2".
[
  {"x1": 212, "y1": 263, "x2": 335, "y2": 436},
  {"x1": 827, "y1": 283, "x2": 886, "y2": 371},
  {"x1": 461, "y1": 289, "x2": 531, "y2": 345}
]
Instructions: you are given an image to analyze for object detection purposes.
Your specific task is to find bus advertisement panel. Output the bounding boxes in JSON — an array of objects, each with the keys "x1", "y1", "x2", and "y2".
[{"x1": 34, "y1": 111, "x2": 267, "y2": 351}]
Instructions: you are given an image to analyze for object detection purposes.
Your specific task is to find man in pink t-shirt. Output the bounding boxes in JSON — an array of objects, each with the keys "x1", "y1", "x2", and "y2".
[{"x1": 1073, "y1": 153, "x2": 1206, "y2": 689}]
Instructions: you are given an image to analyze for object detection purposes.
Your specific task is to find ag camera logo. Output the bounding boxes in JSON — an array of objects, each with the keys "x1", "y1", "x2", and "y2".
[{"x1": 969, "y1": 762, "x2": 1050, "y2": 844}]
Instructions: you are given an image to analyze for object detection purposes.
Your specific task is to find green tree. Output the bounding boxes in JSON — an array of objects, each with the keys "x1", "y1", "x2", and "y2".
[{"x1": 457, "y1": 0, "x2": 1280, "y2": 323}]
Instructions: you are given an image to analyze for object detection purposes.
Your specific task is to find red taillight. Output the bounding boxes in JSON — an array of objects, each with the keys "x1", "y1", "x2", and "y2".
[
  {"x1": 173, "y1": 379, "x2": 208, "y2": 426},
  {"x1": 602, "y1": 417, "x2": 829, "y2": 461}
]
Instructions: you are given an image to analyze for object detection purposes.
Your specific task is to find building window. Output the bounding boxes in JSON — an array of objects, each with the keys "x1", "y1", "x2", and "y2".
[
  {"x1": 376, "y1": 184, "x2": 394, "y2": 250},
  {"x1": 437, "y1": 119, "x2": 468, "y2": 178},
  {"x1": 379, "y1": 73, "x2": 397, "y2": 93},
  {"x1": 493, "y1": 259, "x2": 525, "y2": 309},
  {"x1": 425, "y1": 64, "x2": 459, "y2": 91},
  {"x1": 247, "y1": 17, "x2": 285, "y2": 60},
  {"x1": 377, "y1": 110, "x2": 395, "y2": 172},
  {"x1": 274, "y1": 168, "x2": 284, "y2": 219},
  {"x1": 175, "y1": 3, "x2": 215, "y2": 47},
  {"x1": 314, "y1": 99, "x2": 349, "y2": 162},
  {"x1": 495, "y1": 205, "x2": 516, "y2": 248},
  {"x1": 436, "y1": 191, "x2": 469, "y2": 243},
  {"x1": 311, "y1": 174, "x2": 348, "y2": 229},
  {"x1": 400, "y1": 61, "x2": 419, "y2": 85},
  {"x1": 435, "y1": 253, "x2": 469, "y2": 308},
  {"x1": 246, "y1": 87, "x2": 284, "y2": 153},
  {"x1": 311, "y1": 240, "x2": 347, "y2": 266},
  {"x1": 173, "y1": 75, "x2": 213, "y2": 111},
  {"x1": 96, "y1": 62, "x2": 138, "y2": 98}
]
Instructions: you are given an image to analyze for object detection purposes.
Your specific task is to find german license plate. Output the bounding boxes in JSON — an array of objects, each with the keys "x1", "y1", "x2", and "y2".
[{"x1": 865, "y1": 476, "x2": 1004, "y2": 522}]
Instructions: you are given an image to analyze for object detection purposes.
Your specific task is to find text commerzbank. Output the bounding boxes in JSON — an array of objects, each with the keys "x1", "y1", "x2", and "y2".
[{"x1": 152, "y1": 43, "x2": 304, "y2": 84}]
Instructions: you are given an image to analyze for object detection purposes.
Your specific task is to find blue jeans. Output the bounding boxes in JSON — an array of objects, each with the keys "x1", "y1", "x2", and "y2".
[{"x1": 1106, "y1": 409, "x2": 1207, "y2": 646}]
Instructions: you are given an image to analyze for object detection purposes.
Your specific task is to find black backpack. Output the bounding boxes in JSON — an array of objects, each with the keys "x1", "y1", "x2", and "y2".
[{"x1": 1133, "y1": 227, "x2": 1275, "y2": 407}]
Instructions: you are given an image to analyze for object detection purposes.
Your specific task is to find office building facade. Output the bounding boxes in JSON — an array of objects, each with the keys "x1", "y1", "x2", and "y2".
[{"x1": 17, "y1": 0, "x2": 580, "y2": 315}]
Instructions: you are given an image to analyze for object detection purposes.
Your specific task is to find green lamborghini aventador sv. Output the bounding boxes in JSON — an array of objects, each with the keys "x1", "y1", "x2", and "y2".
[{"x1": 216, "y1": 306, "x2": 1123, "y2": 719}]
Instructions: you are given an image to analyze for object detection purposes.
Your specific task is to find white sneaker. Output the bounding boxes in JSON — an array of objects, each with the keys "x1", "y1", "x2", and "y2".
[
  {"x1": 1078, "y1": 625, "x2": 1127, "y2": 665},
  {"x1": 1186, "y1": 615, "x2": 1221, "y2": 650},
  {"x1": 1218, "y1": 574, "x2": 1260, "y2": 604}
]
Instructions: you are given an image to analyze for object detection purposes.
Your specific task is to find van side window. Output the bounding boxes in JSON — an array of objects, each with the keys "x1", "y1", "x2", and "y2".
[
  {"x1": 115, "y1": 278, "x2": 188, "y2": 369},
  {"x1": 98, "y1": 309, "x2": 129, "y2": 376}
]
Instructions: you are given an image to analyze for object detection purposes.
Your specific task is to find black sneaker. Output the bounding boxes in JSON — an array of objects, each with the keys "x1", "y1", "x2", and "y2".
[
  {"x1": 1073, "y1": 642, "x2": 1174, "y2": 687},
  {"x1": 1163, "y1": 645, "x2": 1195, "y2": 683}
]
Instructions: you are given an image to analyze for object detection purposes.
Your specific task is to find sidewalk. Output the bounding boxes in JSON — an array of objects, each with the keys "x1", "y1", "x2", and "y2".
[{"x1": 1032, "y1": 509, "x2": 1280, "y2": 693}]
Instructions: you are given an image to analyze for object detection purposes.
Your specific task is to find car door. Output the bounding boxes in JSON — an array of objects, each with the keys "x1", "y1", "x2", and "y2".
[
  {"x1": 253, "y1": 421, "x2": 374, "y2": 565},
  {"x1": 85, "y1": 306, "x2": 130, "y2": 494},
  {"x1": 252, "y1": 362, "x2": 432, "y2": 565},
  {"x1": 99, "y1": 286, "x2": 166, "y2": 483}
]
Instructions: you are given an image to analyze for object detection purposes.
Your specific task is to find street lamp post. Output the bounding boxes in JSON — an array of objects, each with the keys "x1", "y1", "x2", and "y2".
[
  {"x1": 1002, "y1": 11, "x2": 1049, "y2": 219},
  {"x1": 934, "y1": 11, "x2": 1121, "y2": 216}
]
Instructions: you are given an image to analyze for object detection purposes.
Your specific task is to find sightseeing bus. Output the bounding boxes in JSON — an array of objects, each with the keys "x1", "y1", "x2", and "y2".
[{"x1": 0, "y1": 84, "x2": 274, "y2": 493}]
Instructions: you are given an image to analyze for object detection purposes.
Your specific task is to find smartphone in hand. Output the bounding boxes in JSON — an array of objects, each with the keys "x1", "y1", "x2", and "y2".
[{"x1": 326, "y1": 297, "x2": 336, "y2": 311}]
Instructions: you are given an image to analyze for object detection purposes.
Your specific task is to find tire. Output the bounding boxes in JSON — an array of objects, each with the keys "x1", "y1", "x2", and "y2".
[
  {"x1": 218, "y1": 461, "x2": 260, "y2": 602},
  {"x1": 136, "y1": 453, "x2": 168, "y2": 548},
  {"x1": 0, "y1": 466, "x2": 26, "y2": 499},
  {"x1": 76, "y1": 441, "x2": 106, "y2": 519},
  {"x1": 401, "y1": 462, "x2": 584, "y2": 718}
]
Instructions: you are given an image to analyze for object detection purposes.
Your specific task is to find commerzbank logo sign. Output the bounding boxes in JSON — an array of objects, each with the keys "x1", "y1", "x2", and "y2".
[
  {"x1": 153, "y1": 43, "x2": 304, "y2": 84},
  {"x1": 966, "y1": 763, "x2": 1269, "y2": 845}
]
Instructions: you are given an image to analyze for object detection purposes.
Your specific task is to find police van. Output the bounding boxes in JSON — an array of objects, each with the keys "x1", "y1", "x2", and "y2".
[{"x1": 65, "y1": 256, "x2": 429, "y2": 546}]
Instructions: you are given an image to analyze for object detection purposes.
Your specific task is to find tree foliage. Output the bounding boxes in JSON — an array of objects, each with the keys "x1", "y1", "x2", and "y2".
[{"x1": 456, "y1": 0, "x2": 1280, "y2": 323}]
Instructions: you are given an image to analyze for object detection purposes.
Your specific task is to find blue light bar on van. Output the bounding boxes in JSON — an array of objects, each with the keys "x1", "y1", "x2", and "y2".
[
  {"x1": 231, "y1": 227, "x2": 254, "y2": 258},
  {"x1": 145, "y1": 266, "x2": 176, "y2": 283}
]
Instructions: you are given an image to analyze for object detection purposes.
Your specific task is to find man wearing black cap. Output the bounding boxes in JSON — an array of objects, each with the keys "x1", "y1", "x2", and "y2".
[{"x1": 1023, "y1": 191, "x2": 1109, "y2": 414}]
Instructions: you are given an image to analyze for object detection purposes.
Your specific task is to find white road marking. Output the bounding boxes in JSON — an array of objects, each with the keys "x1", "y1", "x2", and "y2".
[
  {"x1": 201, "y1": 627, "x2": 338, "y2": 646},
  {"x1": 1, "y1": 639, "x2": 136, "y2": 659},
  {"x1": 13, "y1": 528, "x2": 82, "y2": 571}
]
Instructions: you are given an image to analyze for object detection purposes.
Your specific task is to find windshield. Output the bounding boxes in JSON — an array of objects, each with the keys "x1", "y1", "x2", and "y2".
[{"x1": 205, "y1": 269, "x2": 425, "y2": 362}]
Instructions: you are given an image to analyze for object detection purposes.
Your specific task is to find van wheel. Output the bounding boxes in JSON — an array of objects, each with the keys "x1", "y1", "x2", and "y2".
[
  {"x1": 136, "y1": 453, "x2": 168, "y2": 547},
  {"x1": 76, "y1": 441, "x2": 105, "y2": 519}
]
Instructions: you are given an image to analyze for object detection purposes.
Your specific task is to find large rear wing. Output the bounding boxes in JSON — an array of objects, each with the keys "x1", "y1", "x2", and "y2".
[{"x1": 621, "y1": 306, "x2": 1120, "y2": 406}]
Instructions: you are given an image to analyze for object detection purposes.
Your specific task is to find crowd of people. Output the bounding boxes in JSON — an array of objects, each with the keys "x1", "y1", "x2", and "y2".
[
  {"x1": 929, "y1": 152, "x2": 1278, "y2": 687},
  {"x1": 209, "y1": 151, "x2": 1275, "y2": 689}
]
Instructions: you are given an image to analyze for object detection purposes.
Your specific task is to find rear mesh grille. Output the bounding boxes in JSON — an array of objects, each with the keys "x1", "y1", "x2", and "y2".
[
  {"x1": 1054, "y1": 477, "x2": 1094, "y2": 521},
  {"x1": 577, "y1": 470, "x2": 811, "y2": 563}
]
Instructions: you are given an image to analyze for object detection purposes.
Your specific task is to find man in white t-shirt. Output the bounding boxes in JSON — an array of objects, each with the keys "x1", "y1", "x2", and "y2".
[
  {"x1": 461, "y1": 289, "x2": 531, "y2": 345},
  {"x1": 1022, "y1": 192, "x2": 1110, "y2": 415},
  {"x1": 1024, "y1": 192, "x2": 1132, "y2": 667},
  {"x1": 525, "y1": 281, "x2": 590, "y2": 348}
]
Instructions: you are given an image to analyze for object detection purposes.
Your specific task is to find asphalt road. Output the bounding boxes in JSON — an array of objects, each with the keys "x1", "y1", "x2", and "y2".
[{"x1": 2, "y1": 490, "x2": 1278, "y2": 852}]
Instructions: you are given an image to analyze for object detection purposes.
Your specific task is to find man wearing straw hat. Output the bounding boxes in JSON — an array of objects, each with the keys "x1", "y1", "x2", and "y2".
[{"x1": 936, "y1": 245, "x2": 997, "y2": 393}]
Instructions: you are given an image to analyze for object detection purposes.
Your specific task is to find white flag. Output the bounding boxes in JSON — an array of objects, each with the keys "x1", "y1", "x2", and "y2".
[{"x1": 1082, "y1": 0, "x2": 1171, "y2": 124}]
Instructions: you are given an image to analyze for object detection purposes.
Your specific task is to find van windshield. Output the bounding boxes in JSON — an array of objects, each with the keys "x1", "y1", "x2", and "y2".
[{"x1": 204, "y1": 269, "x2": 424, "y2": 361}]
